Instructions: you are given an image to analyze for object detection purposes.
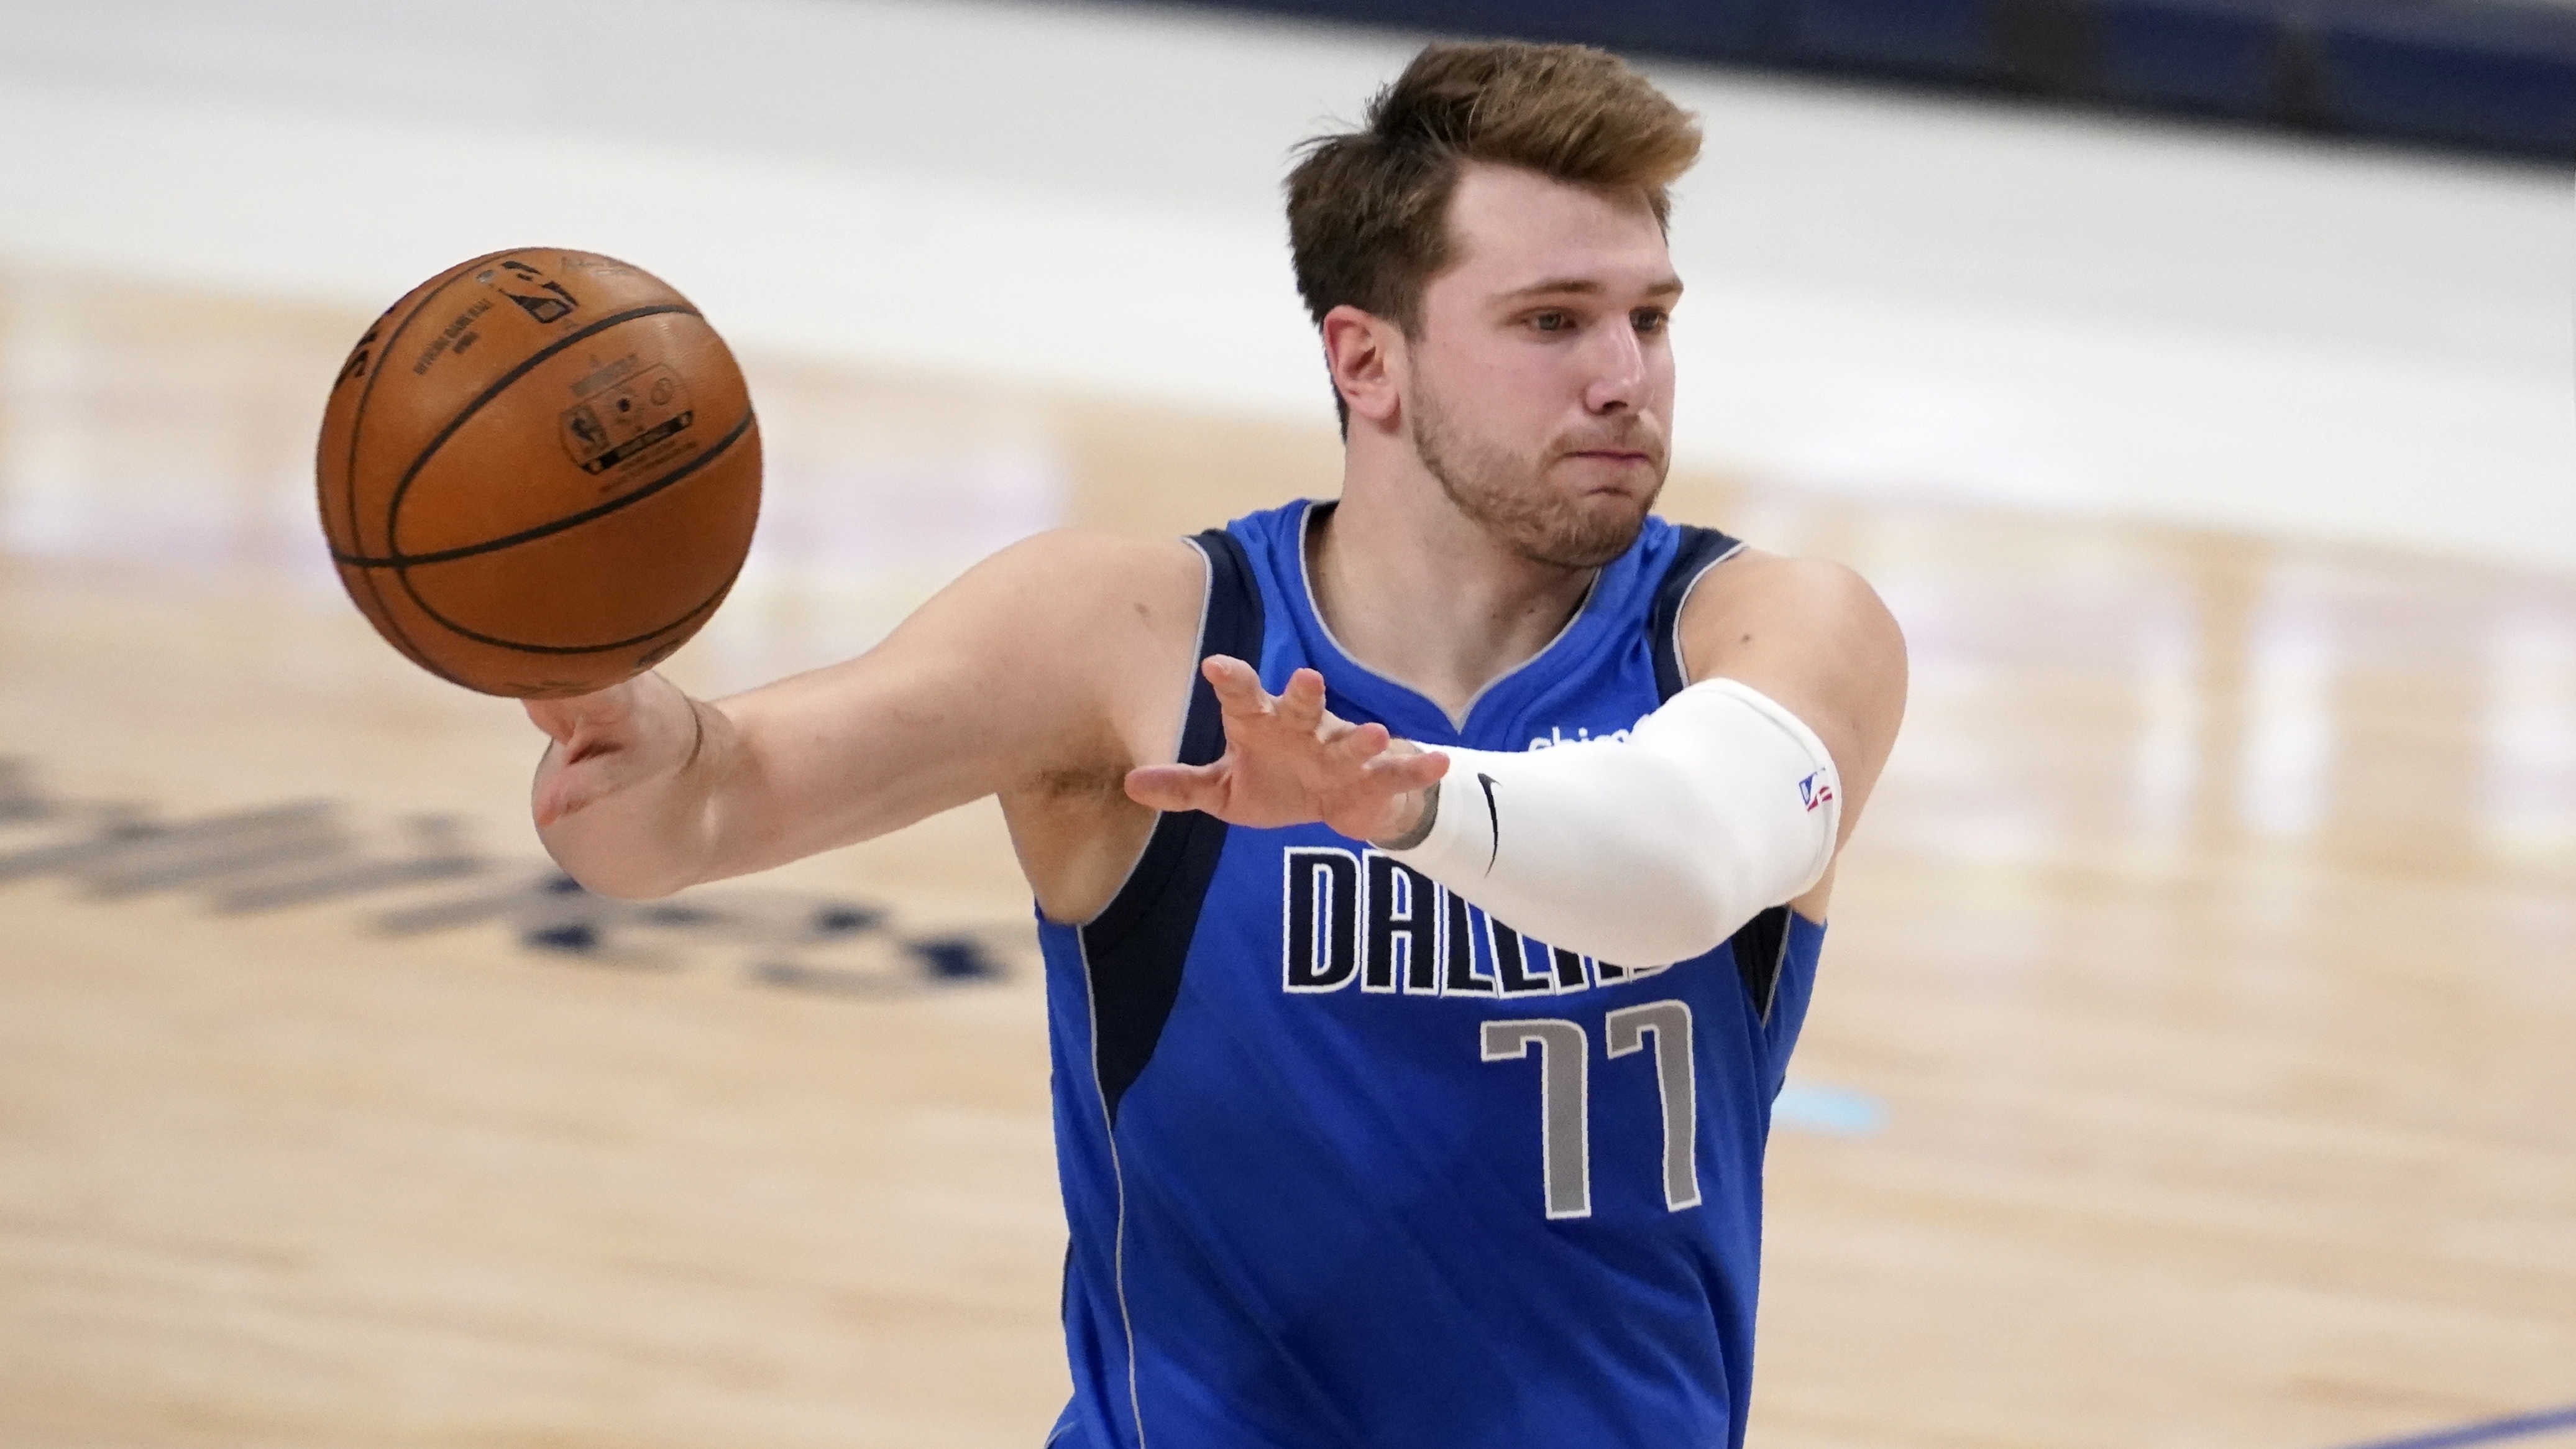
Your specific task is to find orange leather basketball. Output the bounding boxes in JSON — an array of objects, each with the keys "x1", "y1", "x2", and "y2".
[{"x1": 316, "y1": 249, "x2": 761, "y2": 698}]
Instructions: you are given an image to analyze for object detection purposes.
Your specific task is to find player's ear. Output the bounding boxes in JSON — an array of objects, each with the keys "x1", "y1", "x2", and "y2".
[{"x1": 1321, "y1": 305, "x2": 1403, "y2": 431}]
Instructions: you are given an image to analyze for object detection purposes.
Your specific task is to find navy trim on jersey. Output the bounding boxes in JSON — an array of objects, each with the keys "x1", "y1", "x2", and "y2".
[
  {"x1": 1078, "y1": 527, "x2": 1267, "y2": 1124},
  {"x1": 1039, "y1": 504, "x2": 1833, "y2": 1449},
  {"x1": 1643, "y1": 523, "x2": 1789, "y2": 1024},
  {"x1": 1731, "y1": 906, "x2": 1792, "y2": 1025},
  {"x1": 1646, "y1": 523, "x2": 1743, "y2": 704}
]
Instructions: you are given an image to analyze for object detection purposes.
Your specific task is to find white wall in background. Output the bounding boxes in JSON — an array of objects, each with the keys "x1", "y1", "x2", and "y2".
[{"x1": 1, "y1": 0, "x2": 2567, "y2": 568}]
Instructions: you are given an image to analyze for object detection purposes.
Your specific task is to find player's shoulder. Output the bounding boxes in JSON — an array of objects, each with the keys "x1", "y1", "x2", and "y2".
[
  {"x1": 986, "y1": 525, "x2": 1204, "y2": 576},
  {"x1": 1678, "y1": 543, "x2": 1905, "y2": 664},
  {"x1": 1696, "y1": 546, "x2": 1879, "y2": 608},
  {"x1": 968, "y1": 526, "x2": 1209, "y2": 620}
]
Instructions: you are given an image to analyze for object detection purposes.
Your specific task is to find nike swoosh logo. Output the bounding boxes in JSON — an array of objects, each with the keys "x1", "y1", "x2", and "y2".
[{"x1": 1476, "y1": 772, "x2": 1500, "y2": 873}]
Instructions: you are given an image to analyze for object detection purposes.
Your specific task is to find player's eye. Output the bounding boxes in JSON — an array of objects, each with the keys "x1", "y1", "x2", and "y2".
[
  {"x1": 1528, "y1": 310, "x2": 1574, "y2": 334},
  {"x1": 1632, "y1": 308, "x2": 1670, "y2": 334}
]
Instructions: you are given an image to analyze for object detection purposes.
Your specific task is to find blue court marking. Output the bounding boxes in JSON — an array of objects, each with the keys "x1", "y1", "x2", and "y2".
[
  {"x1": 2329, "y1": 1405, "x2": 2576, "y2": 1449},
  {"x1": 1772, "y1": 1081, "x2": 1885, "y2": 1136}
]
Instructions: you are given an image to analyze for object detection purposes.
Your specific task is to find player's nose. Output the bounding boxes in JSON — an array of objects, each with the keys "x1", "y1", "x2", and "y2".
[{"x1": 1580, "y1": 323, "x2": 1648, "y2": 415}]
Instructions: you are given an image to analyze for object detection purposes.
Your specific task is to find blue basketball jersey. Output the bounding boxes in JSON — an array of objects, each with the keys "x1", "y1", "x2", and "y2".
[{"x1": 1038, "y1": 500, "x2": 1828, "y2": 1449}]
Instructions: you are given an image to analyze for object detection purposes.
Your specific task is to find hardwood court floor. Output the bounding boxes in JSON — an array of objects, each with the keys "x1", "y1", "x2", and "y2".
[{"x1": 2, "y1": 269, "x2": 2570, "y2": 1448}]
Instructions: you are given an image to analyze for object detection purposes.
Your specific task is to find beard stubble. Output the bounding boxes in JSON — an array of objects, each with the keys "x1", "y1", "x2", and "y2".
[{"x1": 1409, "y1": 372, "x2": 1667, "y2": 571}]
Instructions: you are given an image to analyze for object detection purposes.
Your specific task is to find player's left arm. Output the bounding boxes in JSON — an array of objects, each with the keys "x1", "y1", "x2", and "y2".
[
  {"x1": 1355, "y1": 548, "x2": 1904, "y2": 961},
  {"x1": 1130, "y1": 550, "x2": 1905, "y2": 963},
  {"x1": 1672, "y1": 550, "x2": 1909, "y2": 922}
]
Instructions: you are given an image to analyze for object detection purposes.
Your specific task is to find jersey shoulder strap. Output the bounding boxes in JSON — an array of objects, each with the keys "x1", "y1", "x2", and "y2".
[
  {"x1": 1647, "y1": 523, "x2": 1745, "y2": 704},
  {"x1": 1645, "y1": 523, "x2": 1790, "y2": 1022},
  {"x1": 1078, "y1": 527, "x2": 1266, "y2": 1121}
]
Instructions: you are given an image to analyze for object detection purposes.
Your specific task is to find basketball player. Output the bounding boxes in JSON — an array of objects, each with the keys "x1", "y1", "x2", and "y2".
[{"x1": 527, "y1": 42, "x2": 1904, "y2": 1449}]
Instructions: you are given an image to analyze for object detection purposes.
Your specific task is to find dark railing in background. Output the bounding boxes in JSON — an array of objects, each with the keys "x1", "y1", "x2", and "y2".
[{"x1": 1125, "y1": 0, "x2": 2576, "y2": 162}]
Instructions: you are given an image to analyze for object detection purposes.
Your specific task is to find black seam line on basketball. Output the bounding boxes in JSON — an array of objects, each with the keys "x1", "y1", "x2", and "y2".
[
  {"x1": 345, "y1": 247, "x2": 514, "y2": 555},
  {"x1": 380, "y1": 303, "x2": 700, "y2": 558},
  {"x1": 1476, "y1": 772, "x2": 1500, "y2": 873},
  {"x1": 333, "y1": 408, "x2": 749, "y2": 569},
  {"x1": 341, "y1": 251, "x2": 512, "y2": 691},
  {"x1": 396, "y1": 565, "x2": 738, "y2": 657}
]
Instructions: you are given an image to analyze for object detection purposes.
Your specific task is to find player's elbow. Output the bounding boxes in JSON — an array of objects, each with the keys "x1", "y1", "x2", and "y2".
[
  {"x1": 1588, "y1": 855, "x2": 1765, "y2": 966},
  {"x1": 1592, "y1": 920, "x2": 1731, "y2": 972}
]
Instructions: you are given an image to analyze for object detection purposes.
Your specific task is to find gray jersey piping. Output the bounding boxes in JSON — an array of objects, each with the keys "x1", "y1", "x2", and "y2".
[
  {"x1": 1059, "y1": 538, "x2": 1214, "y2": 931},
  {"x1": 1078, "y1": 927, "x2": 1149, "y2": 1447},
  {"x1": 1295, "y1": 502, "x2": 1605, "y2": 733},
  {"x1": 1664, "y1": 539, "x2": 1749, "y2": 689}
]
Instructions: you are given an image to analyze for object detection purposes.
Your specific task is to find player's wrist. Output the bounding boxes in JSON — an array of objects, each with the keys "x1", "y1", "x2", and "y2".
[{"x1": 1370, "y1": 780, "x2": 1440, "y2": 850}]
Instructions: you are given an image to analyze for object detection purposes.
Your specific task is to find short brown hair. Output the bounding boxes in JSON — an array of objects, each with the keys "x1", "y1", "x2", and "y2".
[{"x1": 1286, "y1": 42, "x2": 1701, "y2": 357}]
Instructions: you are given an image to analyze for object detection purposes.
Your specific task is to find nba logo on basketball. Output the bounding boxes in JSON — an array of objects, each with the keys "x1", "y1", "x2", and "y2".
[{"x1": 1799, "y1": 771, "x2": 1833, "y2": 812}]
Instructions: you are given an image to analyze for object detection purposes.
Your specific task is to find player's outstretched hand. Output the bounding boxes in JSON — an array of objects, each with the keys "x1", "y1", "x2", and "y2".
[
  {"x1": 1125, "y1": 656, "x2": 1448, "y2": 840},
  {"x1": 525, "y1": 673, "x2": 702, "y2": 829}
]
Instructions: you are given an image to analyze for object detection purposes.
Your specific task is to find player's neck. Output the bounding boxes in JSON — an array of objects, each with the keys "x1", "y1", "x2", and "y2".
[{"x1": 1306, "y1": 476, "x2": 1596, "y2": 725}]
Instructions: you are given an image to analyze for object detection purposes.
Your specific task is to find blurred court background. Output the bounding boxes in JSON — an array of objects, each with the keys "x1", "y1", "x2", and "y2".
[{"x1": 2, "y1": 1, "x2": 2571, "y2": 1446}]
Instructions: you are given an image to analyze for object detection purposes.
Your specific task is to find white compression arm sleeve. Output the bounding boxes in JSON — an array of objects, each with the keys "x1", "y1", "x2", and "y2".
[{"x1": 1381, "y1": 678, "x2": 1841, "y2": 966}]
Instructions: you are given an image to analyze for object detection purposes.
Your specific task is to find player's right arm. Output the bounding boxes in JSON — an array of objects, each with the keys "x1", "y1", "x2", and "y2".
[{"x1": 525, "y1": 528, "x2": 1206, "y2": 903}]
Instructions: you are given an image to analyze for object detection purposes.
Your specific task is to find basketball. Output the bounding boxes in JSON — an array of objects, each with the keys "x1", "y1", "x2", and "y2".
[{"x1": 315, "y1": 248, "x2": 761, "y2": 698}]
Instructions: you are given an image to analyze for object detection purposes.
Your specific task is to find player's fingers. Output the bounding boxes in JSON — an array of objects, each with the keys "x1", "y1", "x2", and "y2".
[
  {"x1": 1364, "y1": 748, "x2": 1451, "y2": 792},
  {"x1": 1124, "y1": 760, "x2": 1226, "y2": 812},
  {"x1": 529, "y1": 679, "x2": 639, "y2": 748},
  {"x1": 1324, "y1": 720, "x2": 1391, "y2": 767},
  {"x1": 1276, "y1": 668, "x2": 1327, "y2": 732},
  {"x1": 533, "y1": 759, "x2": 594, "y2": 828},
  {"x1": 1202, "y1": 656, "x2": 1273, "y2": 720},
  {"x1": 523, "y1": 697, "x2": 580, "y2": 745}
]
